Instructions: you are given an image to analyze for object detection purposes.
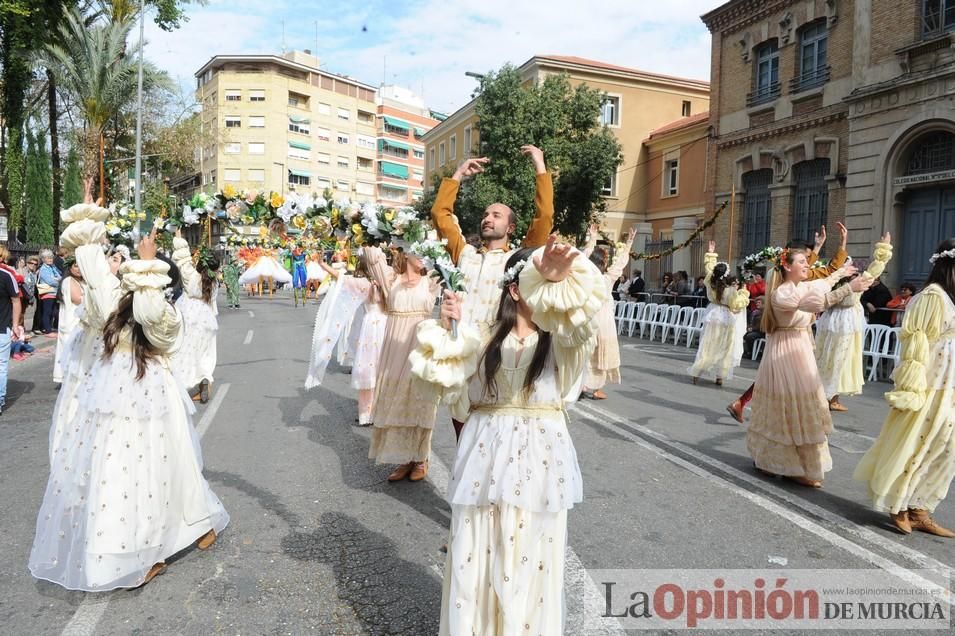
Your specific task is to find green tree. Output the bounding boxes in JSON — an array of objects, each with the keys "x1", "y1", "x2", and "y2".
[
  {"x1": 417, "y1": 65, "x2": 622, "y2": 241},
  {"x1": 102, "y1": 0, "x2": 206, "y2": 30},
  {"x1": 62, "y1": 145, "x2": 82, "y2": 207},
  {"x1": 25, "y1": 128, "x2": 54, "y2": 244},
  {"x1": 5, "y1": 129, "x2": 24, "y2": 235}
]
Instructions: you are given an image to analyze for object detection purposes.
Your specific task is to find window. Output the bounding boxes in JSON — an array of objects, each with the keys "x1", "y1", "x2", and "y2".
[
  {"x1": 601, "y1": 172, "x2": 617, "y2": 197},
  {"x1": 248, "y1": 142, "x2": 265, "y2": 155},
  {"x1": 336, "y1": 179, "x2": 349, "y2": 192},
  {"x1": 750, "y1": 41, "x2": 780, "y2": 105},
  {"x1": 337, "y1": 133, "x2": 349, "y2": 145},
  {"x1": 923, "y1": 0, "x2": 955, "y2": 36},
  {"x1": 791, "y1": 159, "x2": 830, "y2": 248},
  {"x1": 413, "y1": 148, "x2": 424, "y2": 160},
  {"x1": 223, "y1": 168, "x2": 241, "y2": 181},
  {"x1": 740, "y1": 169, "x2": 773, "y2": 256},
  {"x1": 288, "y1": 119, "x2": 310, "y2": 135},
  {"x1": 224, "y1": 116, "x2": 241, "y2": 128},
  {"x1": 249, "y1": 89, "x2": 265, "y2": 102},
  {"x1": 317, "y1": 152, "x2": 331, "y2": 165},
  {"x1": 429, "y1": 148, "x2": 435, "y2": 171},
  {"x1": 906, "y1": 131, "x2": 955, "y2": 174},
  {"x1": 664, "y1": 159, "x2": 679, "y2": 196},
  {"x1": 316, "y1": 178, "x2": 331, "y2": 190},
  {"x1": 288, "y1": 91, "x2": 309, "y2": 108},
  {"x1": 357, "y1": 157, "x2": 373, "y2": 170},
  {"x1": 317, "y1": 127, "x2": 331, "y2": 142},
  {"x1": 224, "y1": 142, "x2": 241, "y2": 154},
  {"x1": 380, "y1": 185, "x2": 407, "y2": 201},
  {"x1": 385, "y1": 120, "x2": 410, "y2": 136},
  {"x1": 449, "y1": 135, "x2": 457, "y2": 161},
  {"x1": 248, "y1": 169, "x2": 265, "y2": 182},
  {"x1": 337, "y1": 107, "x2": 350, "y2": 120},
  {"x1": 225, "y1": 90, "x2": 241, "y2": 102},
  {"x1": 337, "y1": 156, "x2": 349, "y2": 169},
  {"x1": 357, "y1": 134, "x2": 376, "y2": 150},
  {"x1": 356, "y1": 181, "x2": 375, "y2": 196},
  {"x1": 412, "y1": 190, "x2": 423, "y2": 201},
  {"x1": 288, "y1": 142, "x2": 311, "y2": 160},
  {"x1": 600, "y1": 96, "x2": 620, "y2": 126},
  {"x1": 439, "y1": 142, "x2": 446, "y2": 166},
  {"x1": 289, "y1": 172, "x2": 311, "y2": 186},
  {"x1": 318, "y1": 102, "x2": 331, "y2": 115},
  {"x1": 795, "y1": 21, "x2": 829, "y2": 90},
  {"x1": 208, "y1": 170, "x2": 216, "y2": 185},
  {"x1": 463, "y1": 126, "x2": 472, "y2": 158},
  {"x1": 249, "y1": 116, "x2": 265, "y2": 128},
  {"x1": 413, "y1": 169, "x2": 423, "y2": 182},
  {"x1": 357, "y1": 110, "x2": 375, "y2": 124},
  {"x1": 682, "y1": 101, "x2": 692, "y2": 117}
]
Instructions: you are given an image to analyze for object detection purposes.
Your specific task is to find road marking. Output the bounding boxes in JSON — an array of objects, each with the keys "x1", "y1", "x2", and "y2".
[
  {"x1": 61, "y1": 383, "x2": 232, "y2": 636},
  {"x1": 248, "y1": 310, "x2": 255, "y2": 318},
  {"x1": 427, "y1": 441, "x2": 626, "y2": 634},
  {"x1": 243, "y1": 330, "x2": 254, "y2": 345},
  {"x1": 570, "y1": 401, "x2": 953, "y2": 606}
]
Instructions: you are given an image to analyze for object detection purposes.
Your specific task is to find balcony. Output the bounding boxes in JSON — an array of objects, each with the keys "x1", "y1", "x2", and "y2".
[
  {"x1": 746, "y1": 82, "x2": 780, "y2": 108},
  {"x1": 789, "y1": 66, "x2": 830, "y2": 94}
]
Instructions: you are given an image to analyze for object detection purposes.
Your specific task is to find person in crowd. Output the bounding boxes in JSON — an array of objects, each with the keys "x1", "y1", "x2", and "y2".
[
  {"x1": 53, "y1": 257, "x2": 84, "y2": 384},
  {"x1": 628, "y1": 269, "x2": 646, "y2": 298},
  {"x1": 37, "y1": 249, "x2": 62, "y2": 335},
  {"x1": 743, "y1": 297, "x2": 765, "y2": 359},
  {"x1": 20, "y1": 255, "x2": 39, "y2": 333},
  {"x1": 612, "y1": 272, "x2": 628, "y2": 301},
  {"x1": 693, "y1": 275, "x2": 709, "y2": 307},
  {"x1": 885, "y1": 282, "x2": 916, "y2": 327},
  {"x1": 10, "y1": 331, "x2": 35, "y2": 360},
  {"x1": 672, "y1": 270, "x2": 692, "y2": 306},
  {"x1": 660, "y1": 273, "x2": 674, "y2": 303},
  {"x1": 855, "y1": 238, "x2": 955, "y2": 538},
  {"x1": 0, "y1": 261, "x2": 23, "y2": 415},
  {"x1": 746, "y1": 271, "x2": 766, "y2": 310},
  {"x1": 862, "y1": 276, "x2": 893, "y2": 326}
]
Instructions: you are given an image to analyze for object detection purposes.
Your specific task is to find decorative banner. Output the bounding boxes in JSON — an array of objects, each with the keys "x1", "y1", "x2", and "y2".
[{"x1": 629, "y1": 200, "x2": 729, "y2": 261}]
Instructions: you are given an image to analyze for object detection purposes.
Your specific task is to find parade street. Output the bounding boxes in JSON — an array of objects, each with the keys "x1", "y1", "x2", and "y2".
[{"x1": 2, "y1": 292, "x2": 953, "y2": 636}]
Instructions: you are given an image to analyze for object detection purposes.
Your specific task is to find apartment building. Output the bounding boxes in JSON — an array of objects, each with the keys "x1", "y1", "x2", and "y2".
[
  {"x1": 375, "y1": 86, "x2": 439, "y2": 206},
  {"x1": 194, "y1": 51, "x2": 379, "y2": 203},
  {"x1": 421, "y1": 54, "x2": 710, "y2": 241}
]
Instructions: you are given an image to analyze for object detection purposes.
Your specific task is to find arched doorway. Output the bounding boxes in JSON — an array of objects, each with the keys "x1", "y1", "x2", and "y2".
[{"x1": 897, "y1": 131, "x2": 955, "y2": 283}]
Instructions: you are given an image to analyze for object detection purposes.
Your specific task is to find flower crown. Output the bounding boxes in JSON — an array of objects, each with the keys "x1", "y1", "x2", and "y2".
[
  {"x1": 498, "y1": 259, "x2": 528, "y2": 288},
  {"x1": 715, "y1": 261, "x2": 734, "y2": 281},
  {"x1": 195, "y1": 245, "x2": 218, "y2": 278},
  {"x1": 930, "y1": 248, "x2": 955, "y2": 264},
  {"x1": 774, "y1": 248, "x2": 791, "y2": 270}
]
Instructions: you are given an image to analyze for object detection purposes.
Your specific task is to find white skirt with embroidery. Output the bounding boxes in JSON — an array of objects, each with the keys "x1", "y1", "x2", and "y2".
[
  {"x1": 350, "y1": 305, "x2": 386, "y2": 390},
  {"x1": 170, "y1": 294, "x2": 218, "y2": 387}
]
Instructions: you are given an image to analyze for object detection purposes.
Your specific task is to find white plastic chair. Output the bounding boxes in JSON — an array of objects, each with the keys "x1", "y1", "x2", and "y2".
[
  {"x1": 888, "y1": 327, "x2": 903, "y2": 377},
  {"x1": 651, "y1": 305, "x2": 679, "y2": 342},
  {"x1": 613, "y1": 300, "x2": 628, "y2": 328},
  {"x1": 863, "y1": 324, "x2": 892, "y2": 381},
  {"x1": 752, "y1": 337, "x2": 766, "y2": 361},
  {"x1": 685, "y1": 307, "x2": 707, "y2": 348},
  {"x1": 660, "y1": 305, "x2": 683, "y2": 343},
  {"x1": 637, "y1": 303, "x2": 658, "y2": 338},
  {"x1": 671, "y1": 306, "x2": 696, "y2": 345},
  {"x1": 617, "y1": 302, "x2": 639, "y2": 336}
]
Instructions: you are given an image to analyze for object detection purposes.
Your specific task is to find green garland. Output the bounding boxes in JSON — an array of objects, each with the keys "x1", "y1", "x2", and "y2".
[{"x1": 629, "y1": 200, "x2": 729, "y2": 261}]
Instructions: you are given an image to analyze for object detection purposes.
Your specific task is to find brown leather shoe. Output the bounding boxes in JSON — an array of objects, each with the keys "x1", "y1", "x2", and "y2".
[
  {"x1": 409, "y1": 461, "x2": 428, "y2": 481},
  {"x1": 788, "y1": 475, "x2": 823, "y2": 488},
  {"x1": 908, "y1": 509, "x2": 955, "y2": 537},
  {"x1": 199, "y1": 380, "x2": 211, "y2": 404},
  {"x1": 890, "y1": 510, "x2": 912, "y2": 535},
  {"x1": 714, "y1": 378, "x2": 723, "y2": 386},
  {"x1": 829, "y1": 397, "x2": 847, "y2": 412},
  {"x1": 197, "y1": 529, "x2": 217, "y2": 550},
  {"x1": 592, "y1": 389, "x2": 608, "y2": 400},
  {"x1": 726, "y1": 400, "x2": 744, "y2": 424},
  {"x1": 142, "y1": 562, "x2": 167, "y2": 585},
  {"x1": 387, "y1": 463, "x2": 414, "y2": 482}
]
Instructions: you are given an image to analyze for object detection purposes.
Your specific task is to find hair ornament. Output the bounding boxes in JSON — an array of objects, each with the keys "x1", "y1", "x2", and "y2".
[
  {"x1": 929, "y1": 248, "x2": 955, "y2": 264},
  {"x1": 498, "y1": 259, "x2": 528, "y2": 288}
]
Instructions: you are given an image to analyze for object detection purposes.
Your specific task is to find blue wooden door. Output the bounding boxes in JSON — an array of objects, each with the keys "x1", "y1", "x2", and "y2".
[{"x1": 902, "y1": 186, "x2": 955, "y2": 282}]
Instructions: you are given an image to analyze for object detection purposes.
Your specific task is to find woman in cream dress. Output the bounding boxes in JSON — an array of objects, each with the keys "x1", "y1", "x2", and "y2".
[
  {"x1": 747, "y1": 247, "x2": 872, "y2": 487},
  {"x1": 53, "y1": 259, "x2": 84, "y2": 384},
  {"x1": 170, "y1": 233, "x2": 219, "y2": 403},
  {"x1": 688, "y1": 241, "x2": 750, "y2": 384},
  {"x1": 815, "y1": 235, "x2": 893, "y2": 411},
  {"x1": 362, "y1": 245, "x2": 440, "y2": 482},
  {"x1": 854, "y1": 238, "x2": 955, "y2": 537},
  {"x1": 410, "y1": 237, "x2": 605, "y2": 635}
]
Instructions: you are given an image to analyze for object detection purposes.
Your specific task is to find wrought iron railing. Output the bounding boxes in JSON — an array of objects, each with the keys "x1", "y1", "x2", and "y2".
[
  {"x1": 789, "y1": 66, "x2": 831, "y2": 93},
  {"x1": 746, "y1": 82, "x2": 780, "y2": 107}
]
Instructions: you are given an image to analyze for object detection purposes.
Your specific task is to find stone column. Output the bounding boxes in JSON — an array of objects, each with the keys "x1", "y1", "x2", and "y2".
[
  {"x1": 629, "y1": 222, "x2": 653, "y2": 277},
  {"x1": 671, "y1": 216, "x2": 698, "y2": 275}
]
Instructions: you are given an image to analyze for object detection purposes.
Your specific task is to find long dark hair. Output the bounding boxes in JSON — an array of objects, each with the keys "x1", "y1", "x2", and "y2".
[
  {"x1": 479, "y1": 248, "x2": 553, "y2": 402},
  {"x1": 102, "y1": 292, "x2": 161, "y2": 381},
  {"x1": 200, "y1": 253, "x2": 220, "y2": 303},
  {"x1": 925, "y1": 238, "x2": 955, "y2": 305},
  {"x1": 710, "y1": 262, "x2": 737, "y2": 303}
]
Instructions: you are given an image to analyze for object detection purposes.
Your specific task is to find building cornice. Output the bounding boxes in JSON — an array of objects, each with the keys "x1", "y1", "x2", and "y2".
[
  {"x1": 715, "y1": 109, "x2": 847, "y2": 148},
  {"x1": 525, "y1": 56, "x2": 710, "y2": 93},
  {"x1": 194, "y1": 55, "x2": 377, "y2": 91},
  {"x1": 421, "y1": 98, "x2": 477, "y2": 143},
  {"x1": 701, "y1": 0, "x2": 796, "y2": 34}
]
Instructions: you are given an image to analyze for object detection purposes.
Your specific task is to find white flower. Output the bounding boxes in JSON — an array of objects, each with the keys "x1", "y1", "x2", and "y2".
[
  {"x1": 203, "y1": 198, "x2": 218, "y2": 214},
  {"x1": 313, "y1": 196, "x2": 328, "y2": 211},
  {"x1": 498, "y1": 259, "x2": 528, "y2": 288},
  {"x1": 183, "y1": 205, "x2": 200, "y2": 226}
]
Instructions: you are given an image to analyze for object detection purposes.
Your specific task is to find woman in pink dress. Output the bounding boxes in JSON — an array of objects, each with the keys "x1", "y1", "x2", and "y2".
[{"x1": 746, "y1": 247, "x2": 872, "y2": 487}]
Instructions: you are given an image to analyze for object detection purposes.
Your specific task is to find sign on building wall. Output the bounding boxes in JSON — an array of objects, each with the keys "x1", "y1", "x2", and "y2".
[{"x1": 894, "y1": 170, "x2": 955, "y2": 186}]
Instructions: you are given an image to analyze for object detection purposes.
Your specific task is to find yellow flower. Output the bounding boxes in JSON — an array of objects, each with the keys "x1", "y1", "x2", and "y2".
[
  {"x1": 270, "y1": 192, "x2": 284, "y2": 208},
  {"x1": 383, "y1": 210, "x2": 395, "y2": 222},
  {"x1": 258, "y1": 225, "x2": 268, "y2": 238},
  {"x1": 223, "y1": 184, "x2": 237, "y2": 199},
  {"x1": 138, "y1": 212, "x2": 147, "y2": 220},
  {"x1": 292, "y1": 215, "x2": 306, "y2": 230}
]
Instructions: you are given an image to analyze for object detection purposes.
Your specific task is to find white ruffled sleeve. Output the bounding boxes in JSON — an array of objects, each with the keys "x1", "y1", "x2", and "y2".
[
  {"x1": 172, "y1": 237, "x2": 202, "y2": 298},
  {"x1": 120, "y1": 259, "x2": 182, "y2": 354},
  {"x1": 66, "y1": 220, "x2": 121, "y2": 329},
  {"x1": 60, "y1": 202, "x2": 110, "y2": 225},
  {"x1": 409, "y1": 320, "x2": 483, "y2": 420}
]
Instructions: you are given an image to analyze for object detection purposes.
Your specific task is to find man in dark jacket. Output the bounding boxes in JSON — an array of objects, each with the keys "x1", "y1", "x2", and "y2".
[
  {"x1": 862, "y1": 277, "x2": 893, "y2": 326},
  {"x1": 627, "y1": 270, "x2": 646, "y2": 298}
]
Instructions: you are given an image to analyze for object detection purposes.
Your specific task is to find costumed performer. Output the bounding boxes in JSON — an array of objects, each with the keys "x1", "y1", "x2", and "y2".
[
  {"x1": 221, "y1": 251, "x2": 241, "y2": 309},
  {"x1": 53, "y1": 257, "x2": 84, "y2": 384}
]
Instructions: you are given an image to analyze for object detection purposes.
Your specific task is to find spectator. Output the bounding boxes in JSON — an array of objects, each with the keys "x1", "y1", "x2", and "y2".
[
  {"x1": 11, "y1": 332, "x2": 34, "y2": 360},
  {"x1": 861, "y1": 276, "x2": 893, "y2": 326},
  {"x1": 886, "y1": 282, "x2": 917, "y2": 327},
  {"x1": 746, "y1": 271, "x2": 766, "y2": 310},
  {"x1": 37, "y1": 249, "x2": 62, "y2": 335},
  {"x1": 672, "y1": 270, "x2": 692, "y2": 306},
  {"x1": 743, "y1": 297, "x2": 765, "y2": 358},
  {"x1": 693, "y1": 276, "x2": 709, "y2": 307},
  {"x1": 22, "y1": 256, "x2": 41, "y2": 334},
  {"x1": 612, "y1": 273, "x2": 628, "y2": 301},
  {"x1": 54, "y1": 246, "x2": 68, "y2": 273},
  {"x1": 627, "y1": 269, "x2": 646, "y2": 299},
  {"x1": 0, "y1": 262, "x2": 23, "y2": 414}
]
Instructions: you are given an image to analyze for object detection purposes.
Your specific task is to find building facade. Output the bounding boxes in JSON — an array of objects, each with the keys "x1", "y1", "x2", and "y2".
[
  {"x1": 422, "y1": 54, "x2": 710, "y2": 242},
  {"x1": 375, "y1": 86, "x2": 439, "y2": 206},
  {"x1": 194, "y1": 51, "x2": 379, "y2": 204}
]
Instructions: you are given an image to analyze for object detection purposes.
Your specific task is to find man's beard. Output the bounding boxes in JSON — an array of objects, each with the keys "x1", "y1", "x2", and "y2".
[{"x1": 480, "y1": 226, "x2": 506, "y2": 241}]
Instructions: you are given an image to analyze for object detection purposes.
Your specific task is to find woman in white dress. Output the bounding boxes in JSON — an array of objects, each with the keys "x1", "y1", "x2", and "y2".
[
  {"x1": 53, "y1": 258, "x2": 84, "y2": 384},
  {"x1": 30, "y1": 230, "x2": 229, "y2": 591},
  {"x1": 170, "y1": 233, "x2": 219, "y2": 403},
  {"x1": 348, "y1": 261, "x2": 386, "y2": 426},
  {"x1": 410, "y1": 237, "x2": 605, "y2": 635}
]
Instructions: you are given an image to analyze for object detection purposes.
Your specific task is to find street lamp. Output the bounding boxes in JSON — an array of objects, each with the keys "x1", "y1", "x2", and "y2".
[
  {"x1": 133, "y1": 0, "x2": 146, "y2": 221},
  {"x1": 464, "y1": 71, "x2": 485, "y2": 80}
]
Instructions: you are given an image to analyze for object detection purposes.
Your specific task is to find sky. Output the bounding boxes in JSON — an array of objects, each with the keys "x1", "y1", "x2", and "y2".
[{"x1": 144, "y1": 0, "x2": 716, "y2": 114}]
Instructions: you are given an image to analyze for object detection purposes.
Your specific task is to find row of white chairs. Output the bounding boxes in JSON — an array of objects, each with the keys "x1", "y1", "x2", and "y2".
[
  {"x1": 614, "y1": 301, "x2": 708, "y2": 347},
  {"x1": 750, "y1": 325, "x2": 902, "y2": 380}
]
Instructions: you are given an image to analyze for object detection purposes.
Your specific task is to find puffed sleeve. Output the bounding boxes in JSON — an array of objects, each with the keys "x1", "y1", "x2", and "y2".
[
  {"x1": 862, "y1": 242, "x2": 893, "y2": 280},
  {"x1": 702, "y1": 251, "x2": 718, "y2": 302},
  {"x1": 724, "y1": 285, "x2": 750, "y2": 313},
  {"x1": 360, "y1": 246, "x2": 396, "y2": 303},
  {"x1": 605, "y1": 242, "x2": 631, "y2": 281},
  {"x1": 773, "y1": 279, "x2": 852, "y2": 314},
  {"x1": 172, "y1": 237, "x2": 202, "y2": 298},
  {"x1": 884, "y1": 288, "x2": 944, "y2": 411},
  {"x1": 68, "y1": 221, "x2": 121, "y2": 329},
  {"x1": 409, "y1": 320, "x2": 484, "y2": 418},
  {"x1": 60, "y1": 202, "x2": 111, "y2": 225},
  {"x1": 120, "y1": 259, "x2": 182, "y2": 354}
]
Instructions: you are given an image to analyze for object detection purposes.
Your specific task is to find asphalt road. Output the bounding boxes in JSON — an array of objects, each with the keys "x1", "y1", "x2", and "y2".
[{"x1": 0, "y1": 292, "x2": 952, "y2": 635}]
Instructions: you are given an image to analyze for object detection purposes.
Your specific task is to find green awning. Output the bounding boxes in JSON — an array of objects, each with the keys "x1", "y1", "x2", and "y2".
[
  {"x1": 288, "y1": 168, "x2": 311, "y2": 178},
  {"x1": 378, "y1": 138, "x2": 410, "y2": 151},
  {"x1": 288, "y1": 140, "x2": 311, "y2": 150},
  {"x1": 379, "y1": 161, "x2": 409, "y2": 179},
  {"x1": 380, "y1": 183, "x2": 408, "y2": 192},
  {"x1": 383, "y1": 116, "x2": 410, "y2": 131},
  {"x1": 413, "y1": 127, "x2": 425, "y2": 137},
  {"x1": 289, "y1": 115, "x2": 310, "y2": 124}
]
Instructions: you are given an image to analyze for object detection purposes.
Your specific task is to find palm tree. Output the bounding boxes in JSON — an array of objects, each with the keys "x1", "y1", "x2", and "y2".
[{"x1": 44, "y1": 7, "x2": 162, "y2": 200}]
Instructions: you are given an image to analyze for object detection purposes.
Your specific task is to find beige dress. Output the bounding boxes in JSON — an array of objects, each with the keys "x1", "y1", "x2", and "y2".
[
  {"x1": 363, "y1": 246, "x2": 440, "y2": 464},
  {"x1": 584, "y1": 242, "x2": 628, "y2": 389},
  {"x1": 747, "y1": 274, "x2": 853, "y2": 481}
]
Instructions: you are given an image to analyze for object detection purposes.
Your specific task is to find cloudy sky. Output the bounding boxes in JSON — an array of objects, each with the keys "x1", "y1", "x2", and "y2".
[{"x1": 145, "y1": 0, "x2": 715, "y2": 114}]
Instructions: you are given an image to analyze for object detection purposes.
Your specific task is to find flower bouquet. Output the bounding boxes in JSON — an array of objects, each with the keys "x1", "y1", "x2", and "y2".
[
  {"x1": 409, "y1": 236, "x2": 466, "y2": 337},
  {"x1": 105, "y1": 203, "x2": 145, "y2": 248}
]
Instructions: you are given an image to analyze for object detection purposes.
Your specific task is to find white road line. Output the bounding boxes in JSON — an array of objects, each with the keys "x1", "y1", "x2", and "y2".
[
  {"x1": 248, "y1": 310, "x2": 255, "y2": 318},
  {"x1": 569, "y1": 401, "x2": 953, "y2": 606},
  {"x1": 426, "y1": 443, "x2": 626, "y2": 634},
  {"x1": 242, "y1": 329, "x2": 254, "y2": 345},
  {"x1": 61, "y1": 383, "x2": 232, "y2": 636}
]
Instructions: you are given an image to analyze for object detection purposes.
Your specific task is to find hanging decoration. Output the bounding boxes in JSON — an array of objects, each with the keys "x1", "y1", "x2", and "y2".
[{"x1": 629, "y1": 200, "x2": 729, "y2": 261}]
